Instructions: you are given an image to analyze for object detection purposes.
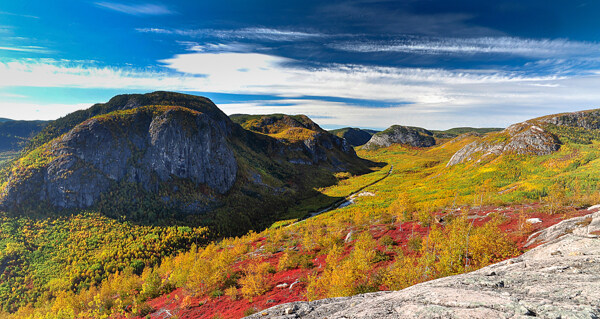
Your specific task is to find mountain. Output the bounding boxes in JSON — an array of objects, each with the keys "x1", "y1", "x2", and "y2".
[
  {"x1": 230, "y1": 114, "x2": 360, "y2": 167},
  {"x1": 364, "y1": 125, "x2": 435, "y2": 149},
  {"x1": 0, "y1": 92, "x2": 370, "y2": 234},
  {"x1": 329, "y1": 127, "x2": 378, "y2": 147},
  {"x1": 447, "y1": 109, "x2": 600, "y2": 166},
  {"x1": 7, "y1": 105, "x2": 600, "y2": 318},
  {"x1": 0, "y1": 120, "x2": 48, "y2": 152}
]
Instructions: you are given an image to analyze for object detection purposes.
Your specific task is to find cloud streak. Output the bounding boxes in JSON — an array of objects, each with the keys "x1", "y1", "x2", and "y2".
[
  {"x1": 0, "y1": 45, "x2": 49, "y2": 53},
  {"x1": 2, "y1": 54, "x2": 600, "y2": 129},
  {"x1": 95, "y1": 2, "x2": 174, "y2": 16},
  {"x1": 136, "y1": 27, "x2": 324, "y2": 41},
  {"x1": 330, "y1": 37, "x2": 600, "y2": 58}
]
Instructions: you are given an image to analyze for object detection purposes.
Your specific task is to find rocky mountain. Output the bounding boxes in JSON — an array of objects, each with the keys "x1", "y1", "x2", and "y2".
[
  {"x1": 0, "y1": 92, "x2": 369, "y2": 233},
  {"x1": 329, "y1": 127, "x2": 378, "y2": 147},
  {"x1": 364, "y1": 125, "x2": 435, "y2": 149},
  {"x1": 249, "y1": 211, "x2": 600, "y2": 319},
  {"x1": 447, "y1": 109, "x2": 600, "y2": 166}
]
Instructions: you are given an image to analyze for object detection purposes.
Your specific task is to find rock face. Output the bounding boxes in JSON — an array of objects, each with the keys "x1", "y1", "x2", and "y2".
[
  {"x1": 1, "y1": 106, "x2": 237, "y2": 209},
  {"x1": 329, "y1": 128, "x2": 376, "y2": 147},
  {"x1": 447, "y1": 122, "x2": 561, "y2": 166},
  {"x1": 539, "y1": 109, "x2": 600, "y2": 129},
  {"x1": 248, "y1": 212, "x2": 600, "y2": 319},
  {"x1": 364, "y1": 125, "x2": 435, "y2": 149}
]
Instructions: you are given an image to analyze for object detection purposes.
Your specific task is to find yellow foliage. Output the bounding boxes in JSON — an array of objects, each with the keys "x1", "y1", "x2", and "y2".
[{"x1": 240, "y1": 262, "x2": 273, "y2": 302}]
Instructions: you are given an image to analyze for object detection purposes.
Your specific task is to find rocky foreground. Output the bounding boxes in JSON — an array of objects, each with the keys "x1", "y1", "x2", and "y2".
[{"x1": 248, "y1": 211, "x2": 600, "y2": 319}]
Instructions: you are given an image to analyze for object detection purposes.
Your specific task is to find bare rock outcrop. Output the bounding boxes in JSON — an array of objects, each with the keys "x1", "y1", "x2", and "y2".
[
  {"x1": 447, "y1": 122, "x2": 560, "y2": 166},
  {"x1": 364, "y1": 125, "x2": 435, "y2": 149},
  {"x1": 248, "y1": 212, "x2": 600, "y2": 319}
]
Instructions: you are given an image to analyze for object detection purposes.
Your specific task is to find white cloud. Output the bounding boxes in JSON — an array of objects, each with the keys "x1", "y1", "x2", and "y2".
[
  {"x1": 0, "y1": 102, "x2": 90, "y2": 121},
  {"x1": 2, "y1": 54, "x2": 600, "y2": 129},
  {"x1": 95, "y1": 2, "x2": 173, "y2": 16},
  {"x1": 0, "y1": 45, "x2": 49, "y2": 53},
  {"x1": 330, "y1": 37, "x2": 600, "y2": 58},
  {"x1": 136, "y1": 27, "x2": 324, "y2": 41}
]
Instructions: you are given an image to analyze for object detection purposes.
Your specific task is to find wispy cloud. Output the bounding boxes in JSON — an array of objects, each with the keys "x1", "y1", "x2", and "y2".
[
  {"x1": 0, "y1": 11, "x2": 39, "y2": 19},
  {"x1": 95, "y1": 2, "x2": 174, "y2": 16},
  {"x1": 136, "y1": 27, "x2": 324, "y2": 41},
  {"x1": 330, "y1": 37, "x2": 600, "y2": 58},
  {"x1": 0, "y1": 45, "x2": 49, "y2": 53},
  {"x1": 2, "y1": 55, "x2": 600, "y2": 129}
]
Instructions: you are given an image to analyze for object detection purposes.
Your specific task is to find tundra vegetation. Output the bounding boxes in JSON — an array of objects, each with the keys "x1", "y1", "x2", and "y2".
[{"x1": 3, "y1": 102, "x2": 600, "y2": 318}]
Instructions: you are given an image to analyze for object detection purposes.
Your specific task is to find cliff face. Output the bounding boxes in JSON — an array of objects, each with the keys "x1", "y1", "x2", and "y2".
[
  {"x1": 0, "y1": 93, "x2": 369, "y2": 221},
  {"x1": 447, "y1": 122, "x2": 561, "y2": 166},
  {"x1": 248, "y1": 211, "x2": 600, "y2": 319},
  {"x1": 364, "y1": 125, "x2": 435, "y2": 149},
  {"x1": 446, "y1": 109, "x2": 600, "y2": 167},
  {"x1": 1, "y1": 106, "x2": 237, "y2": 209}
]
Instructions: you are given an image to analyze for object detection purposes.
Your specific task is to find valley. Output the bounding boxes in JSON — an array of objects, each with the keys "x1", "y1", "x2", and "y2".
[{"x1": 2, "y1": 92, "x2": 600, "y2": 318}]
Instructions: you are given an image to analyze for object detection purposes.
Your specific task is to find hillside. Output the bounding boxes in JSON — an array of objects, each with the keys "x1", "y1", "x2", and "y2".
[
  {"x1": 0, "y1": 120, "x2": 48, "y2": 166},
  {"x1": 364, "y1": 125, "x2": 435, "y2": 149},
  {"x1": 431, "y1": 127, "x2": 503, "y2": 139},
  {"x1": 0, "y1": 93, "x2": 370, "y2": 232},
  {"x1": 4, "y1": 106, "x2": 600, "y2": 318},
  {"x1": 250, "y1": 211, "x2": 600, "y2": 318},
  {"x1": 329, "y1": 127, "x2": 378, "y2": 147}
]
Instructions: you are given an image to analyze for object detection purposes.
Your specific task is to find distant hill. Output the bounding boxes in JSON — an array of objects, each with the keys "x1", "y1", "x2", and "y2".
[
  {"x1": 364, "y1": 125, "x2": 435, "y2": 149},
  {"x1": 0, "y1": 120, "x2": 48, "y2": 162},
  {"x1": 329, "y1": 127, "x2": 379, "y2": 146},
  {"x1": 0, "y1": 92, "x2": 371, "y2": 236},
  {"x1": 431, "y1": 127, "x2": 503, "y2": 139}
]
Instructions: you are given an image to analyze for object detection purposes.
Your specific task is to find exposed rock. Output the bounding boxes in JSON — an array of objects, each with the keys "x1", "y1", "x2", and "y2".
[
  {"x1": 1, "y1": 106, "x2": 237, "y2": 210},
  {"x1": 364, "y1": 125, "x2": 435, "y2": 149},
  {"x1": 447, "y1": 122, "x2": 560, "y2": 166},
  {"x1": 525, "y1": 211, "x2": 600, "y2": 248},
  {"x1": 248, "y1": 212, "x2": 600, "y2": 319},
  {"x1": 538, "y1": 109, "x2": 600, "y2": 130},
  {"x1": 526, "y1": 218, "x2": 542, "y2": 224}
]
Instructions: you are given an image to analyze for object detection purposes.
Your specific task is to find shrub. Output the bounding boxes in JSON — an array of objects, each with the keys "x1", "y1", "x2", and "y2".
[{"x1": 240, "y1": 262, "x2": 273, "y2": 302}]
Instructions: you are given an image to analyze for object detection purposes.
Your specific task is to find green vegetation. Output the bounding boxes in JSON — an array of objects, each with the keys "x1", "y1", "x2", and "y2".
[
  {"x1": 431, "y1": 127, "x2": 503, "y2": 139},
  {"x1": 4, "y1": 99, "x2": 600, "y2": 318},
  {"x1": 0, "y1": 212, "x2": 209, "y2": 313}
]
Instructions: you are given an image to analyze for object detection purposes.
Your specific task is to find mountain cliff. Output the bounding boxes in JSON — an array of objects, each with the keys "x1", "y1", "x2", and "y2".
[
  {"x1": 447, "y1": 109, "x2": 600, "y2": 166},
  {"x1": 0, "y1": 92, "x2": 370, "y2": 233}
]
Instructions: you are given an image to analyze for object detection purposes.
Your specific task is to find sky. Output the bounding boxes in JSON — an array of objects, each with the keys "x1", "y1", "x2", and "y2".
[{"x1": 1, "y1": 1, "x2": 600, "y2": 130}]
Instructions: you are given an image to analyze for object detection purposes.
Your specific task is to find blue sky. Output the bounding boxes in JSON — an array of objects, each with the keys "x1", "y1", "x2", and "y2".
[{"x1": 1, "y1": 1, "x2": 600, "y2": 129}]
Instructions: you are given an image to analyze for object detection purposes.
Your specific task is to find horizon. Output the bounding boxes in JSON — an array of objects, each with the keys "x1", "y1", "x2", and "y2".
[{"x1": 2, "y1": 1, "x2": 600, "y2": 130}]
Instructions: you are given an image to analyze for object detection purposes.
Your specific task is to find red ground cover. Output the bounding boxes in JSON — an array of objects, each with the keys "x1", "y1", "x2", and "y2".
[{"x1": 136, "y1": 204, "x2": 594, "y2": 319}]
